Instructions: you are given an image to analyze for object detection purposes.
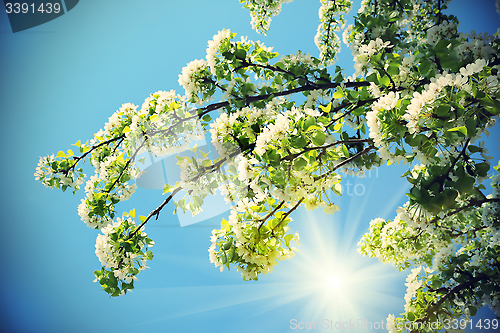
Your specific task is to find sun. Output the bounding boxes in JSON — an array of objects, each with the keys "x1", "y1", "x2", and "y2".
[
  {"x1": 142, "y1": 204, "x2": 407, "y2": 328},
  {"x1": 326, "y1": 275, "x2": 343, "y2": 291},
  {"x1": 270, "y1": 207, "x2": 407, "y2": 325}
]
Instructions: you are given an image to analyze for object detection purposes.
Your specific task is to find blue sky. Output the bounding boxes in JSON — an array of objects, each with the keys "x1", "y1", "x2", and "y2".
[{"x1": 0, "y1": 1, "x2": 499, "y2": 332}]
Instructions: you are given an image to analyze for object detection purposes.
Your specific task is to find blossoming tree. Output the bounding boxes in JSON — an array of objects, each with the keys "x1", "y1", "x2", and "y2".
[{"x1": 35, "y1": 0, "x2": 500, "y2": 331}]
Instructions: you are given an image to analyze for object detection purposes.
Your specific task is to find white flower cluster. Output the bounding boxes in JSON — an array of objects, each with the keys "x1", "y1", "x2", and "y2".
[
  {"x1": 408, "y1": 58, "x2": 492, "y2": 135},
  {"x1": 206, "y1": 29, "x2": 232, "y2": 76},
  {"x1": 273, "y1": 173, "x2": 341, "y2": 207},
  {"x1": 404, "y1": 73, "x2": 461, "y2": 135},
  {"x1": 34, "y1": 154, "x2": 85, "y2": 191},
  {"x1": 456, "y1": 31, "x2": 496, "y2": 61},
  {"x1": 353, "y1": 38, "x2": 392, "y2": 77},
  {"x1": 404, "y1": 266, "x2": 423, "y2": 312},
  {"x1": 209, "y1": 99, "x2": 283, "y2": 156},
  {"x1": 87, "y1": 103, "x2": 139, "y2": 144},
  {"x1": 280, "y1": 51, "x2": 319, "y2": 71},
  {"x1": 432, "y1": 244, "x2": 455, "y2": 272},
  {"x1": 314, "y1": 0, "x2": 352, "y2": 65},
  {"x1": 393, "y1": 54, "x2": 418, "y2": 89},
  {"x1": 103, "y1": 103, "x2": 137, "y2": 135},
  {"x1": 483, "y1": 291, "x2": 500, "y2": 317},
  {"x1": 342, "y1": 24, "x2": 354, "y2": 46},
  {"x1": 178, "y1": 59, "x2": 209, "y2": 104},
  {"x1": 133, "y1": 90, "x2": 205, "y2": 157},
  {"x1": 68, "y1": 88, "x2": 221, "y2": 229},
  {"x1": 77, "y1": 175, "x2": 113, "y2": 229},
  {"x1": 386, "y1": 314, "x2": 397, "y2": 333},
  {"x1": 255, "y1": 112, "x2": 292, "y2": 156},
  {"x1": 426, "y1": 21, "x2": 457, "y2": 45},
  {"x1": 241, "y1": 0, "x2": 293, "y2": 34},
  {"x1": 366, "y1": 91, "x2": 405, "y2": 163},
  {"x1": 304, "y1": 89, "x2": 331, "y2": 109},
  {"x1": 94, "y1": 216, "x2": 152, "y2": 287},
  {"x1": 208, "y1": 206, "x2": 298, "y2": 280},
  {"x1": 139, "y1": 90, "x2": 178, "y2": 117}
]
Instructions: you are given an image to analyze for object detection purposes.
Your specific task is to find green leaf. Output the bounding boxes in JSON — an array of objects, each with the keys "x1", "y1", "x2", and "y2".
[
  {"x1": 303, "y1": 116, "x2": 317, "y2": 132},
  {"x1": 475, "y1": 162, "x2": 490, "y2": 177},
  {"x1": 447, "y1": 126, "x2": 467, "y2": 136},
  {"x1": 234, "y1": 48, "x2": 246, "y2": 60},
  {"x1": 201, "y1": 159, "x2": 212, "y2": 167},
  {"x1": 228, "y1": 246, "x2": 236, "y2": 262},
  {"x1": 366, "y1": 73, "x2": 378, "y2": 84},
  {"x1": 319, "y1": 103, "x2": 332, "y2": 113},
  {"x1": 352, "y1": 107, "x2": 365, "y2": 116},
  {"x1": 108, "y1": 272, "x2": 118, "y2": 288},
  {"x1": 222, "y1": 240, "x2": 232, "y2": 251},
  {"x1": 312, "y1": 132, "x2": 326, "y2": 146},
  {"x1": 120, "y1": 174, "x2": 131, "y2": 182},
  {"x1": 250, "y1": 205, "x2": 261, "y2": 212},
  {"x1": 434, "y1": 105, "x2": 450, "y2": 117},
  {"x1": 387, "y1": 63, "x2": 399, "y2": 76},
  {"x1": 379, "y1": 75, "x2": 391, "y2": 87},
  {"x1": 332, "y1": 87, "x2": 344, "y2": 99},
  {"x1": 434, "y1": 39, "x2": 450, "y2": 53},
  {"x1": 468, "y1": 145, "x2": 481, "y2": 154},
  {"x1": 291, "y1": 136, "x2": 308, "y2": 149},
  {"x1": 457, "y1": 176, "x2": 475, "y2": 194},
  {"x1": 419, "y1": 60, "x2": 431, "y2": 75},
  {"x1": 465, "y1": 117, "x2": 477, "y2": 137},
  {"x1": 293, "y1": 158, "x2": 308, "y2": 171},
  {"x1": 470, "y1": 306, "x2": 477, "y2": 317},
  {"x1": 305, "y1": 125, "x2": 323, "y2": 133},
  {"x1": 342, "y1": 144, "x2": 349, "y2": 157}
]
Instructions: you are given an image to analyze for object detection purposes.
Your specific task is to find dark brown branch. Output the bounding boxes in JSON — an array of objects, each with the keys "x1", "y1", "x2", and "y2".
[
  {"x1": 258, "y1": 200, "x2": 285, "y2": 233},
  {"x1": 326, "y1": 98, "x2": 378, "y2": 126},
  {"x1": 62, "y1": 134, "x2": 126, "y2": 175},
  {"x1": 233, "y1": 59, "x2": 320, "y2": 88},
  {"x1": 104, "y1": 139, "x2": 148, "y2": 194},
  {"x1": 149, "y1": 81, "x2": 372, "y2": 140},
  {"x1": 127, "y1": 186, "x2": 183, "y2": 240},
  {"x1": 281, "y1": 139, "x2": 373, "y2": 162},
  {"x1": 418, "y1": 272, "x2": 491, "y2": 324},
  {"x1": 429, "y1": 197, "x2": 500, "y2": 227},
  {"x1": 271, "y1": 198, "x2": 304, "y2": 233},
  {"x1": 314, "y1": 145, "x2": 377, "y2": 181}
]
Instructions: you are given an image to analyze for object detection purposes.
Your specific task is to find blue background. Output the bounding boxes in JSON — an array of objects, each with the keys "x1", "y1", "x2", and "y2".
[{"x1": 0, "y1": 0, "x2": 499, "y2": 332}]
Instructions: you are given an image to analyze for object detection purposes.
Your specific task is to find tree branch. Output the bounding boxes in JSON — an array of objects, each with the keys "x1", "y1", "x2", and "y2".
[
  {"x1": 258, "y1": 200, "x2": 285, "y2": 233},
  {"x1": 281, "y1": 139, "x2": 373, "y2": 162},
  {"x1": 62, "y1": 134, "x2": 126, "y2": 175},
  {"x1": 127, "y1": 186, "x2": 183, "y2": 240},
  {"x1": 271, "y1": 198, "x2": 304, "y2": 233},
  {"x1": 314, "y1": 145, "x2": 377, "y2": 181}
]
